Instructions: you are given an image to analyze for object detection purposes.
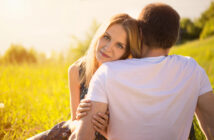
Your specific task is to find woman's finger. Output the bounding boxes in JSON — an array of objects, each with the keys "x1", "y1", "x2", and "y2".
[
  {"x1": 92, "y1": 115, "x2": 106, "y2": 129},
  {"x1": 93, "y1": 125, "x2": 102, "y2": 134},
  {"x1": 76, "y1": 112, "x2": 87, "y2": 120},
  {"x1": 76, "y1": 107, "x2": 90, "y2": 113},
  {"x1": 97, "y1": 113, "x2": 109, "y2": 122},
  {"x1": 94, "y1": 114, "x2": 106, "y2": 125},
  {"x1": 80, "y1": 99, "x2": 91, "y2": 103},
  {"x1": 92, "y1": 118, "x2": 105, "y2": 130},
  {"x1": 79, "y1": 102, "x2": 91, "y2": 108},
  {"x1": 94, "y1": 124, "x2": 108, "y2": 139}
]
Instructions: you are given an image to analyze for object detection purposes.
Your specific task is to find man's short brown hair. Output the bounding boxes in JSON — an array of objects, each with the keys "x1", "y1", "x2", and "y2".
[{"x1": 138, "y1": 3, "x2": 180, "y2": 49}]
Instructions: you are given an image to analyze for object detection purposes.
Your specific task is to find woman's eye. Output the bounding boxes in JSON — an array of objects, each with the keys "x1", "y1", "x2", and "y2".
[
  {"x1": 103, "y1": 35, "x2": 110, "y2": 40},
  {"x1": 117, "y1": 43, "x2": 124, "y2": 49}
]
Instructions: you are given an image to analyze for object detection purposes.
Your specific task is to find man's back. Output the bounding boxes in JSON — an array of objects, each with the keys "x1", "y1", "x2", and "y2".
[{"x1": 88, "y1": 55, "x2": 212, "y2": 140}]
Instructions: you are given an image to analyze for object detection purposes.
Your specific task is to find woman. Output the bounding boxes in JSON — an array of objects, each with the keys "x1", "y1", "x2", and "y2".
[{"x1": 29, "y1": 13, "x2": 142, "y2": 140}]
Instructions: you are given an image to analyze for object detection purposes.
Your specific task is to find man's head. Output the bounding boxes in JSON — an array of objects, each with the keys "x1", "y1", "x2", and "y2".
[{"x1": 138, "y1": 3, "x2": 180, "y2": 50}]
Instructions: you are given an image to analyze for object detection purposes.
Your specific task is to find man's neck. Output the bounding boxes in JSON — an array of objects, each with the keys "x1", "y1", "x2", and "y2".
[{"x1": 141, "y1": 45, "x2": 170, "y2": 58}]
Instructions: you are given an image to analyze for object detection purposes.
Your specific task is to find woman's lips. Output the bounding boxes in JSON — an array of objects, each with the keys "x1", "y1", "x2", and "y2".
[{"x1": 100, "y1": 51, "x2": 110, "y2": 58}]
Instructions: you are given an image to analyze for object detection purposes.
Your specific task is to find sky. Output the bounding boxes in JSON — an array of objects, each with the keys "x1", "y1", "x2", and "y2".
[{"x1": 0, "y1": 0, "x2": 212, "y2": 57}]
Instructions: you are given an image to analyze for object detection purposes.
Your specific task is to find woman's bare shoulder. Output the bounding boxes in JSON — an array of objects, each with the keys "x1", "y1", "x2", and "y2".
[
  {"x1": 68, "y1": 62, "x2": 79, "y2": 73},
  {"x1": 68, "y1": 61, "x2": 80, "y2": 81}
]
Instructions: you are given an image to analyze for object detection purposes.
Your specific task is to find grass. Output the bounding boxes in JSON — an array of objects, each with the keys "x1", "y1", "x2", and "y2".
[
  {"x1": 0, "y1": 64, "x2": 71, "y2": 139},
  {"x1": 0, "y1": 36, "x2": 214, "y2": 140}
]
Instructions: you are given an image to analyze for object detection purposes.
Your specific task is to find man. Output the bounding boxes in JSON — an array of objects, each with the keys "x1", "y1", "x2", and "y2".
[{"x1": 70, "y1": 3, "x2": 214, "y2": 140}]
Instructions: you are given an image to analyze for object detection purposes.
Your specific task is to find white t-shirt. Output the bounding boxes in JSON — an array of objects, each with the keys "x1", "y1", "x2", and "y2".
[{"x1": 87, "y1": 55, "x2": 212, "y2": 140}]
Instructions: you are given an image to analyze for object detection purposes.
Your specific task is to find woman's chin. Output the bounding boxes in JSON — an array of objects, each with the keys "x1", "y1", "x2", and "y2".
[{"x1": 98, "y1": 59, "x2": 111, "y2": 64}]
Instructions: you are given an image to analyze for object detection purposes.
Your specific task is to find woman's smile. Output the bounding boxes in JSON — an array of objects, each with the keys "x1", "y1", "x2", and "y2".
[{"x1": 99, "y1": 50, "x2": 110, "y2": 58}]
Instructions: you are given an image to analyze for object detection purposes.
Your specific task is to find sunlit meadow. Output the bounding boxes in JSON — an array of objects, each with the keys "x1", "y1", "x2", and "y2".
[
  {"x1": 0, "y1": 36, "x2": 214, "y2": 140},
  {"x1": 0, "y1": 64, "x2": 71, "y2": 139}
]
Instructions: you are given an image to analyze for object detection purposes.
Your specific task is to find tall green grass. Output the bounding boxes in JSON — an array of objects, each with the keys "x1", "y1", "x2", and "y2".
[
  {"x1": 0, "y1": 36, "x2": 213, "y2": 140},
  {"x1": 0, "y1": 64, "x2": 71, "y2": 139}
]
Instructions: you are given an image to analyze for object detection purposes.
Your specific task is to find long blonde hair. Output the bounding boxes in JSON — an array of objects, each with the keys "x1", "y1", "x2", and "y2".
[{"x1": 77, "y1": 13, "x2": 142, "y2": 87}]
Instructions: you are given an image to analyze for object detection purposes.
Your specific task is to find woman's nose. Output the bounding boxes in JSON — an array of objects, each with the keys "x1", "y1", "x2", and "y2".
[{"x1": 103, "y1": 42, "x2": 113, "y2": 51}]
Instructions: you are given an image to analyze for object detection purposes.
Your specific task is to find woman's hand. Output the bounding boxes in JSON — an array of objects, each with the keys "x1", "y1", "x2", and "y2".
[
  {"x1": 76, "y1": 99, "x2": 91, "y2": 119},
  {"x1": 92, "y1": 110, "x2": 109, "y2": 138}
]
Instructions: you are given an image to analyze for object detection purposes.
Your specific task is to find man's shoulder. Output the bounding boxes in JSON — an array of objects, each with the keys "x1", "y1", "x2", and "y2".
[
  {"x1": 99, "y1": 59, "x2": 137, "y2": 73},
  {"x1": 167, "y1": 55, "x2": 204, "y2": 77},
  {"x1": 93, "y1": 60, "x2": 125, "y2": 80},
  {"x1": 168, "y1": 54, "x2": 194, "y2": 61},
  {"x1": 168, "y1": 55, "x2": 198, "y2": 66},
  {"x1": 102, "y1": 59, "x2": 134, "y2": 69},
  {"x1": 108, "y1": 58, "x2": 141, "y2": 66}
]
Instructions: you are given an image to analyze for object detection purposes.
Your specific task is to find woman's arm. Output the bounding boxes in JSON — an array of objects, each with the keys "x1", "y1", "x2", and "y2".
[{"x1": 68, "y1": 63, "x2": 81, "y2": 121}]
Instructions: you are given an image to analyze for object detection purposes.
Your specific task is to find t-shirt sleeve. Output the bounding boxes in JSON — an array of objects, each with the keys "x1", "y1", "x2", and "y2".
[
  {"x1": 198, "y1": 66, "x2": 213, "y2": 96},
  {"x1": 86, "y1": 64, "x2": 108, "y2": 103}
]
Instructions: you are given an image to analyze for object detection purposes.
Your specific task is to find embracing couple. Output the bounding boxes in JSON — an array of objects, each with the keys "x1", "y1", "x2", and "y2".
[{"x1": 30, "y1": 2, "x2": 214, "y2": 140}]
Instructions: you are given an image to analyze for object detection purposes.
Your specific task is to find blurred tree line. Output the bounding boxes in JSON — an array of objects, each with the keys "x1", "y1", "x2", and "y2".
[
  {"x1": 0, "y1": 44, "x2": 71, "y2": 65},
  {"x1": 0, "y1": 44, "x2": 37, "y2": 64},
  {"x1": 0, "y1": 2, "x2": 213, "y2": 65},
  {"x1": 179, "y1": 2, "x2": 214, "y2": 42}
]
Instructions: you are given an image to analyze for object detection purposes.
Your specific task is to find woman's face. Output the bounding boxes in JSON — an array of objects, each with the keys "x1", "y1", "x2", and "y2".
[{"x1": 96, "y1": 24, "x2": 127, "y2": 64}]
